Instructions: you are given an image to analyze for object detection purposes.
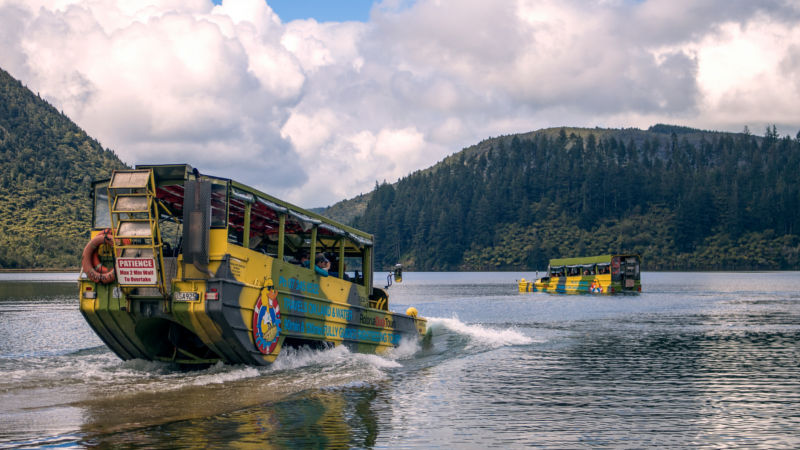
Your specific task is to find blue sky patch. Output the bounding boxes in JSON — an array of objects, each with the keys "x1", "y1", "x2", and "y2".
[{"x1": 212, "y1": 0, "x2": 376, "y2": 22}]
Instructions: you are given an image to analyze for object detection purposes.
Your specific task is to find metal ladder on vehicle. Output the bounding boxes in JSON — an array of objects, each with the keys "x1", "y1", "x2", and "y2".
[{"x1": 107, "y1": 169, "x2": 168, "y2": 296}]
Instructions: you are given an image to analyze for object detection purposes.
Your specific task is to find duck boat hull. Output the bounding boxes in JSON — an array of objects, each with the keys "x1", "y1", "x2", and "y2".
[{"x1": 79, "y1": 165, "x2": 427, "y2": 367}]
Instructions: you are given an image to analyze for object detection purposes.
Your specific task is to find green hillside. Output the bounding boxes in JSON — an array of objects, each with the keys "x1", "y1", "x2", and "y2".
[
  {"x1": 352, "y1": 126, "x2": 800, "y2": 271},
  {"x1": 3, "y1": 64, "x2": 798, "y2": 272},
  {"x1": 0, "y1": 68, "x2": 127, "y2": 269},
  {"x1": 322, "y1": 192, "x2": 371, "y2": 225}
]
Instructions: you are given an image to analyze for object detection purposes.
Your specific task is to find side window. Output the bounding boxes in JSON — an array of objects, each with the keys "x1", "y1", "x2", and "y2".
[
  {"x1": 228, "y1": 197, "x2": 245, "y2": 245},
  {"x1": 248, "y1": 200, "x2": 282, "y2": 256},
  {"x1": 93, "y1": 183, "x2": 111, "y2": 229},
  {"x1": 611, "y1": 257, "x2": 621, "y2": 281},
  {"x1": 344, "y1": 255, "x2": 364, "y2": 285},
  {"x1": 210, "y1": 183, "x2": 228, "y2": 228}
]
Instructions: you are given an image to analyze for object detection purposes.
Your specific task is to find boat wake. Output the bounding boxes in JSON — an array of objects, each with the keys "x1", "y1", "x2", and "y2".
[
  {"x1": 2, "y1": 317, "x2": 531, "y2": 401},
  {"x1": 271, "y1": 344, "x2": 401, "y2": 372},
  {"x1": 0, "y1": 318, "x2": 536, "y2": 448},
  {"x1": 426, "y1": 316, "x2": 534, "y2": 351}
]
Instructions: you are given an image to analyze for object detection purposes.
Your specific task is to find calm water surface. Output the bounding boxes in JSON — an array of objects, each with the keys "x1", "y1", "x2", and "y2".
[{"x1": 1, "y1": 272, "x2": 799, "y2": 448}]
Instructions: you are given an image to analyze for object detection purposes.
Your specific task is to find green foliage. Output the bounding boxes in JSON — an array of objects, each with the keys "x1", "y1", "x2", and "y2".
[
  {"x1": 322, "y1": 192, "x2": 372, "y2": 225},
  {"x1": 0, "y1": 68, "x2": 127, "y2": 269},
  {"x1": 353, "y1": 127, "x2": 800, "y2": 271}
]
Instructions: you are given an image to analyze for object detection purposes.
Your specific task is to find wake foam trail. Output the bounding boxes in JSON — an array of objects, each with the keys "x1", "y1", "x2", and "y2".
[
  {"x1": 60, "y1": 342, "x2": 417, "y2": 395},
  {"x1": 82, "y1": 359, "x2": 266, "y2": 394},
  {"x1": 384, "y1": 337, "x2": 423, "y2": 360},
  {"x1": 428, "y1": 316, "x2": 534, "y2": 348},
  {"x1": 188, "y1": 362, "x2": 262, "y2": 386},
  {"x1": 270, "y1": 344, "x2": 403, "y2": 373},
  {"x1": 266, "y1": 345, "x2": 410, "y2": 388}
]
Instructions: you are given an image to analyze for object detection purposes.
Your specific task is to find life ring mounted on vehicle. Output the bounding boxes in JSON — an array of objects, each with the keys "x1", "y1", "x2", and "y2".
[{"x1": 82, "y1": 228, "x2": 116, "y2": 284}]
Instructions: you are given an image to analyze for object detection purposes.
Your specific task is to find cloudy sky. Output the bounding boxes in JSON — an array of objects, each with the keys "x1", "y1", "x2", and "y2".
[{"x1": 1, "y1": 0, "x2": 799, "y2": 207}]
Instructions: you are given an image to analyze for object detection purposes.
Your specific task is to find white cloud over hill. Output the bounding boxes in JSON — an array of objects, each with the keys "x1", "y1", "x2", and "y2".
[{"x1": 2, "y1": 0, "x2": 799, "y2": 206}]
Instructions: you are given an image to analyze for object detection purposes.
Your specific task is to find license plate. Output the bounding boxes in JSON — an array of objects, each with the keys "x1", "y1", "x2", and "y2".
[
  {"x1": 625, "y1": 279, "x2": 634, "y2": 288},
  {"x1": 174, "y1": 291, "x2": 199, "y2": 301}
]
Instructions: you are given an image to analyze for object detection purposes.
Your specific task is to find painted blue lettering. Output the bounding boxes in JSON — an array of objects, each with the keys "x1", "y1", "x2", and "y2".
[
  {"x1": 283, "y1": 318, "x2": 303, "y2": 333},
  {"x1": 286, "y1": 299, "x2": 352, "y2": 322},
  {"x1": 278, "y1": 276, "x2": 320, "y2": 295}
]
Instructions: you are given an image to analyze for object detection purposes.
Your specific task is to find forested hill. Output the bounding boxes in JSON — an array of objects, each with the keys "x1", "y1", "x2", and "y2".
[
  {"x1": 351, "y1": 125, "x2": 800, "y2": 271},
  {"x1": 0, "y1": 68, "x2": 127, "y2": 269},
  {"x1": 3, "y1": 64, "x2": 798, "y2": 272}
]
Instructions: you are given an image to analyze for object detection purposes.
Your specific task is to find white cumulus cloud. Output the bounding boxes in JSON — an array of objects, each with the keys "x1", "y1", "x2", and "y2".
[{"x1": 1, "y1": 0, "x2": 799, "y2": 207}]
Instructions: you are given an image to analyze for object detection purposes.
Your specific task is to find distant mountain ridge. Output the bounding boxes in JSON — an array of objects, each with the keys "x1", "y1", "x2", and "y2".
[
  {"x1": 344, "y1": 124, "x2": 799, "y2": 271},
  {"x1": 0, "y1": 67, "x2": 127, "y2": 268},
  {"x1": 322, "y1": 125, "x2": 760, "y2": 226}
]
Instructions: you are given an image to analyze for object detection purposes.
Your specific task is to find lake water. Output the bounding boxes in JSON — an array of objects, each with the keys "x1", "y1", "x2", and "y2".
[{"x1": 1, "y1": 271, "x2": 799, "y2": 448}]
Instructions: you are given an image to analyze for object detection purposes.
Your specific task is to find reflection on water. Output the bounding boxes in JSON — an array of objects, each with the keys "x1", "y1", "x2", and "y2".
[
  {"x1": 1, "y1": 272, "x2": 799, "y2": 448},
  {"x1": 84, "y1": 385, "x2": 381, "y2": 448}
]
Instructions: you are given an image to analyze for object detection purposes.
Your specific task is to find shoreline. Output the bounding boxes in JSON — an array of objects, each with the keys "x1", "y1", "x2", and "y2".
[
  {"x1": 2, "y1": 268, "x2": 799, "y2": 274},
  {"x1": 0, "y1": 269, "x2": 80, "y2": 273}
]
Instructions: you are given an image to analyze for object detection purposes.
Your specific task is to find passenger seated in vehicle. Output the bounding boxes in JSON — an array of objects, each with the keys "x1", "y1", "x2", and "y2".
[
  {"x1": 314, "y1": 253, "x2": 330, "y2": 276},
  {"x1": 342, "y1": 263, "x2": 350, "y2": 280},
  {"x1": 329, "y1": 261, "x2": 350, "y2": 280},
  {"x1": 297, "y1": 251, "x2": 310, "y2": 268},
  {"x1": 327, "y1": 255, "x2": 338, "y2": 276}
]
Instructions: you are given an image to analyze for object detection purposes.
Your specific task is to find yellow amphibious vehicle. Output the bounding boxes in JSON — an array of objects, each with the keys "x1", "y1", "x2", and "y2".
[
  {"x1": 79, "y1": 164, "x2": 428, "y2": 367},
  {"x1": 519, "y1": 254, "x2": 641, "y2": 294}
]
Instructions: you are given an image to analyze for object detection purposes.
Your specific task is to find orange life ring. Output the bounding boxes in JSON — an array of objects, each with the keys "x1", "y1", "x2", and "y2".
[{"x1": 82, "y1": 228, "x2": 116, "y2": 284}]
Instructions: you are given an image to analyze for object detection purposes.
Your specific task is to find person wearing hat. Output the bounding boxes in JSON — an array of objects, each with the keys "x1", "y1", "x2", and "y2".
[{"x1": 314, "y1": 253, "x2": 330, "y2": 276}]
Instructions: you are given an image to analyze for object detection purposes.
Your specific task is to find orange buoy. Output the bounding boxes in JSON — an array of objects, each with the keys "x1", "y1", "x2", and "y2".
[{"x1": 81, "y1": 228, "x2": 115, "y2": 284}]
